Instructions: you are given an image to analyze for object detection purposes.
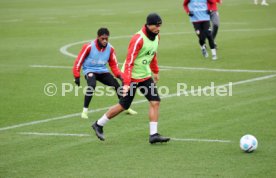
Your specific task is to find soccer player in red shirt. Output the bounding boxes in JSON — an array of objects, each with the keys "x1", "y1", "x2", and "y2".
[
  {"x1": 91, "y1": 13, "x2": 170, "y2": 144},
  {"x1": 183, "y1": 0, "x2": 218, "y2": 60},
  {"x1": 72, "y1": 28, "x2": 137, "y2": 119}
]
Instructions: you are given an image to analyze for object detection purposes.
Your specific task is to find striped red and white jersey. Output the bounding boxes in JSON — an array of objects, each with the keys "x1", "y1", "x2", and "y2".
[
  {"x1": 72, "y1": 40, "x2": 121, "y2": 78},
  {"x1": 122, "y1": 25, "x2": 159, "y2": 86}
]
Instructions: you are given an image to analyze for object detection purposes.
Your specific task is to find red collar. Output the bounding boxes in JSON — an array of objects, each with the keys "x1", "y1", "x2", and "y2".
[{"x1": 141, "y1": 25, "x2": 149, "y2": 38}]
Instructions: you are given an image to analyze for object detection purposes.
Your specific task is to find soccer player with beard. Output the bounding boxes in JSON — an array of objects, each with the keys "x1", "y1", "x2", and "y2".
[{"x1": 91, "y1": 13, "x2": 170, "y2": 144}]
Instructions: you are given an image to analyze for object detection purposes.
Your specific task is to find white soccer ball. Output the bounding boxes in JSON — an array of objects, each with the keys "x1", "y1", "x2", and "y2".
[{"x1": 240, "y1": 134, "x2": 258, "y2": 152}]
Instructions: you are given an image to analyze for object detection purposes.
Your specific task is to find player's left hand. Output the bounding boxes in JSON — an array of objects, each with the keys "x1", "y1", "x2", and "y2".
[
  {"x1": 153, "y1": 73, "x2": 159, "y2": 84},
  {"x1": 74, "y1": 77, "x2": 80, "y2": 86},
  {"x1": 188, "y1": 12, "x2": 194, "y2": 17}
]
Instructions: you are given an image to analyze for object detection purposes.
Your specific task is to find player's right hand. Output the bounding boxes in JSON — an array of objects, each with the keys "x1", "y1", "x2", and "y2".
[
  {"x1": 74, "y1": 77, "x2": 80, "y2": 86},
  {"x1": 122, "y1": 85, "x2": 130, "y2": 97},
  {"x1": 153, "y1": 73, "x2": 159, "y2": 84}
]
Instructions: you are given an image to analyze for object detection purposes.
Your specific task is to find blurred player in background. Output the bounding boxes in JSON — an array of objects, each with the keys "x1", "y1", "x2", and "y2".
[
  {"x1": 208, "y1": 0, "x2": 222, "y2": 48},
  {"x1": 91, "y1": 13, "x2": 170, "y2": 144},
  {"x1": 254, "y1": 0, "x2": 269, "y2": 6},
  {"x1": 72, "y1": 28, "x2": 137, "y2": 119},
  {"x1": 183, "y1": 0, "x2": 218, "y2": 60}
]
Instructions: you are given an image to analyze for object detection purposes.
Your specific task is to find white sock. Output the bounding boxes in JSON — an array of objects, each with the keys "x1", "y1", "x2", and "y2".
[
  {"x1": 150, "y1": 122, "x2": 158, "y2": 135},
  {"x1": 211, "y1": 49, "x2": 217, "y2": 56},
  {"x1": 83, "y1": 108, "x2": 88, "y2": 113},
  {"x1": 201, "y1": 45, "x2": 206, "y2": 50},
  {"x1": 97, "y1": 114, "x2": 109, "y2": 126},
  {"x1": 262, "y1": 0, "x2": 266, "y2": 3}
]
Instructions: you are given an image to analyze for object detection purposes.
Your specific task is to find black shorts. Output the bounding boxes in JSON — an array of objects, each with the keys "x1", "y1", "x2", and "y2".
[
  {"x1": 119, "y1": 78, "x2": 161, "y2": 110},
  {"x1": 85, "y1": 72, "x2": 121, "y2": 99},
  {"x1": 85, "y1": 72, "x2": 120, "y2": 88},
  {"x1": 193, "y1": 21, "x2": 211, "y2": 34}
]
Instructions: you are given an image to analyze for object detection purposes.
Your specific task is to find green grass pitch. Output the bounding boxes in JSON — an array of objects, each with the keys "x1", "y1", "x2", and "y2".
[{"x1": 0, "y1": 0, "x2": 276, "y2": 177}]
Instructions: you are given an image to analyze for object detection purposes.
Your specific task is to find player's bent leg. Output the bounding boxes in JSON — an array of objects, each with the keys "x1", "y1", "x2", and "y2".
[
  {"x1": 106, "y1": 103, "x2": 125, "y2": 119},
  {"x1": 92, "y1": 84, "x2": 137, "y2": 141},
  {"x1": 212, "y1": 25, "x2": 219, "y2": 43},
  {"x1": 203, "y1": 21, "x2": 217, "y2": 60},
  {"x1": 98, "y1": 73, "x2": 138, "y2": 115},
  {"x1": 199, "y1": 28, "x2": 209, "y2": 58},
  {"x1": 121, "y1": 84, "x2": 138, "y2": 115},
  {"x1": 193, "y1": 22, "x2": 208, "y2": 58},
  {"x1": 82, "y1": 73, "x2": 96, "y2": 119},
  {"x1": 91, "y1": 103, "x2": 125, "y2": 141},
  {"x1": 206, "y1": 31, "x2": 215, "y2": 49},
  {"x1": 211, "y1": 11, "x2": 220, "y2": 41}
]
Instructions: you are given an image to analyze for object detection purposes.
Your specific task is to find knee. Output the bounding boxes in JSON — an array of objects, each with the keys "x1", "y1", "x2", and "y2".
[
  {"x1": 86, "y1": 81, "x2": 96, "y2": 93},
  {"x1": 205, "y1": 29, "x2": 212, "y2": 37},
  {"x1": 150, "y1": 101, "x2": 160, "y2": 108},
  {"x1": 87, "y1": 79, "x2": 96, "y2": 89},
  {"x1": 195, "y1": 30, "x2": 200, "y2": 36},
  {"x1": 119, "y1": 101, "x2": 131, "y2": 110}
]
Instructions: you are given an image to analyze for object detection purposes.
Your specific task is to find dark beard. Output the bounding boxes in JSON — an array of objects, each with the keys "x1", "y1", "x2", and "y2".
[
  {"x1": 145, "y1": 25, "x2": 158, "y2": 41},
  {"x1": 97, "y1": 39, "x2": 106, "y2": 49}
]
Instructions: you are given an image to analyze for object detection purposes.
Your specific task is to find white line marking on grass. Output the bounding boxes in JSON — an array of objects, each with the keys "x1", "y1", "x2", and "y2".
[
  {"x1": 59, "y1": 28, "x2": 276, "y2": 59},
  {"x1": 60, "y1": 40, "x2": 91, "y2": 58},
  {"x1": 1, "y1": 19, "x2": 23, "y2": 23},
  {"x1": 0, "y1": 106, "x2": 111, "y2": 132},
  {"x1": 30, "y1": 65, "x2": 71, "y2": 69},
  {"x1": 18, "y1": 132, "x2": 90, "y2": 137},
  {"x1": 18, "y1": 132, "x2": 230, "y2": 143},
  {"x1": 37, "y1": 20, "x2": 65, "y2": 24},
  {"x1": 18, "y1": 133, "x2": 230, "y2": 143},
  {"x1": 40, "y1": 17, "x2": 56, "y2": 20},
  {"x1": 1, "y1": 74, "x2": 276, "y2": 132},
  {"x1": 171, "y1": 138, "x2": 231, "y2": 143},
  {"x1": 128, "y1": 11, "x2": 143, "y2": 14}
]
